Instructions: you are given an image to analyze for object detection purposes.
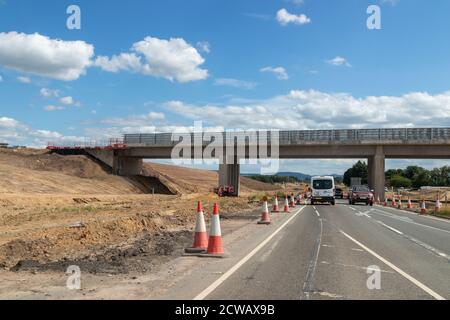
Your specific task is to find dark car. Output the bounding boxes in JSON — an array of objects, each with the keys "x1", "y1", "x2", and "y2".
[
  {"x1": 349, "y1": 185, "x2": 374, "y2": 206},
  {"x1": 335, "y1": 187, "x2": 344, "y2": 199}
]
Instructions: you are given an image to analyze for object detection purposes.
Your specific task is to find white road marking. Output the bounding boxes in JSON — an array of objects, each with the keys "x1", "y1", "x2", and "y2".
[
  {"x1": 375, "y1": 220, "x2": 404, "y2": 235},
  {"x1": 372, "y1": 215, "x2": 450, "y2": 261},
  {"x1": 320, "y1": 261, "x2": 394, "y2": 274},
  {"x1": 376, "y1": 205, "x2": 450, "y2": 224},
  {"x1": 372, "y1": 209, "x2": 450, "y2": 235},
  {"x1": 350, "y1": 207, "x2": 357, "y2": 211},
  {"x1": 315, "y1": 210, "x2": 320, "y2": 217},
  {"x1": 339, "y1": 230, "x2": 445, "y2": 300},
  {"x1": 193, "y1": 207, "x2": 306, "y2": 300},
  {"x1": 321, "y1": 244, "x2": 364, "y2": 252}
]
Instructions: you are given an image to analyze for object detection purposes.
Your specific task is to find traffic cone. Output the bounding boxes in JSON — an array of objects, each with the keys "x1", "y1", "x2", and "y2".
[
  {"x1": 258, "y1": 201, "x2": 271, "y2": 225},
  {"x1": 272, "y1": 196, "x2": 280, "y2": 213},
  {"x1": 284, "y1": 197, "x2": 290, "y2": 213},
  {"x1": 407, "y1": 197, "x2": 413, "y2": 209},
  {"x1": 207, "y1": 203, "x2": 225, "y2": 255},
  {"x1": 289, "y1": 195, "x2": 295, "y2": 207},
  {"x1": 435, "y1": 198, "x2": 441, "y2": 213},
  {"x1": 185, "y1": 201, "x2": 208, "y2": 253},
  {"x1": 384, "y1": 198, "x2": 388, "y2": 206},
  {"x1": 420, "y1": 200, "x2": 427, "y2": 215},
  {"x1": 392, "y1": 197, "x2": 397, "y2": 207}
]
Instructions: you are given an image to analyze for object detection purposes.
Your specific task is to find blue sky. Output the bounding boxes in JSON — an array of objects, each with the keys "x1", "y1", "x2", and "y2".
[{"x1": 0, "y1": 0, "x2": 449, "y2": 174}]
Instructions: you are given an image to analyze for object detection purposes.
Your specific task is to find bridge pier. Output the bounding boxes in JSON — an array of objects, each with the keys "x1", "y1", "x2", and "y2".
[
  {"x1": 219, "y1": 161, "x2": 240, "y2": 197},
  {"x1": 368, "y1": 146, "x2": 385, "y2": 201}
]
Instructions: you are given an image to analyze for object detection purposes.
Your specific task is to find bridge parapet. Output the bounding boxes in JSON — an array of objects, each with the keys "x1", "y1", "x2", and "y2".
[{"x1": 124, "y1": 128, "x2": 450, "y2": 147}]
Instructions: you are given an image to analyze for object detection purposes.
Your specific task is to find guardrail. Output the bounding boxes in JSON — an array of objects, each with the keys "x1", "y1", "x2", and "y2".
[{"x1": 123, "y1": 128, "x2": 450, "y2": 146}]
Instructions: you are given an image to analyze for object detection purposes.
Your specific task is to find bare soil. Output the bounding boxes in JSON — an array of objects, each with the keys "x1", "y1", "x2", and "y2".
[{"x1": 0, "y1": 148, "x2": 283, "y2": 276}]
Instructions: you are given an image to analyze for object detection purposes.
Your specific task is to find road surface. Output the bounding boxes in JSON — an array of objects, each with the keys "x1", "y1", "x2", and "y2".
[{"x1": 188, "y1": 200, "x2": 450, "y2": 300}]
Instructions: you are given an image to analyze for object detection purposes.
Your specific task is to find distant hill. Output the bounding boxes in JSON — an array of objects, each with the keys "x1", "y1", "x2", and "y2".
[{"x1": 240, "y1": 172, "x2": 343, "y2": 182}]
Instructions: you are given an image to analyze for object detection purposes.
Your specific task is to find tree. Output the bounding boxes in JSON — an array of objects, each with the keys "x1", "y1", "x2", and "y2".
[
  {"x1": 390, "y1": 175, "x2": 412, "y2": 189},
  {"x1": 343, "y1": 161, "x2": 368, "y2": 186}
]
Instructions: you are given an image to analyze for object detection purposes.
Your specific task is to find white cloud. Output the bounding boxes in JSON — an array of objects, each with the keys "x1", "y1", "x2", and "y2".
[
  {"x1": 40, "y1": 88, "x2": 59, "y2": 98},
  {"x1": 102, "y1": 111, "x2": 166, "y2": 127},
  {"x1": 17, "y1": 76, "x2": 31, "y2": 83},
  {"x1": 0, "y1": 32, "x2": 94, "y2": 81},
  {"x1": 94, "y1": 53, "x2": 141, "y2": 73},
  {"x1": 161, "y1": 90, "x2": 450, "y2": 130},
  {"x1": 0, "y1": 75, "x2": 3, "y2": 82},
  {"x1": 59, "y1": 96, "x2": 74, "y2": 105},
  {"x1": 260, "y1": 66, "x2": 289, "y2": 80},
  {"x1": 196, "y1": 41, "x2": 210, "y2": 53},
  {"x1": 326, "y1": 56, "x2": 352, "y2": 67},
  {"x1": 276, "y1": 8, "x2": 311, "y2": 26},
  {"x1": 0, "y1": 117, "x2": 19, "y2": 128},
  {"x1": 95, "y1": 36, "x2": 208, "y2": 82},
  {"x1": 214, "y1": 78, "x2": 257, "y2": 90},
  {"x1": 44, "y1": 105, "x2": 65, "y2": 112}
]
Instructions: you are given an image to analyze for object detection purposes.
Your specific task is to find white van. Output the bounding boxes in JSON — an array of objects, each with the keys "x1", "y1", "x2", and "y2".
[{"x1": 310, "y1": 176, "x2": 336, "y2": 205}]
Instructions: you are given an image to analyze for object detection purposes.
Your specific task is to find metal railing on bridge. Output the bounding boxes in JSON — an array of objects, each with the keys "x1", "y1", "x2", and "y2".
[{"x1": 123, "y1": 128, "x2": 450, "y2": 147}]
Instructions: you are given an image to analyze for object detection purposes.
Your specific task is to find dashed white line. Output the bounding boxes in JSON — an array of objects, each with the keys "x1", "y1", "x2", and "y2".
[
  {"x1": 193, "y1": 207, "x2": 306, "y2": 300},
  {"x1": 372, "y1": 209, "x2": 450, "y2": 235},
  {"x1": 339, "y1": 230, "x2": 445, "y2": 300},
  {"x1": 375, "y1": 220, "x2": 404, "y2": 235}
]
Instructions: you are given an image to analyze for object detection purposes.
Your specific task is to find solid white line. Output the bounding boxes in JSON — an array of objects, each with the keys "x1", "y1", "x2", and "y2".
[
  {"x1": 193, "y1": 207, "x2": 306, "y2": 300},
  {"x1": 315, "y1": 210, "x2": 320, "y2": 217},
  {"x1": 339, "y1": 230, "x2": 445, "y2": 300},
  {"x1": 350, "y1": 207, "x2": 357, "y2": 211}
]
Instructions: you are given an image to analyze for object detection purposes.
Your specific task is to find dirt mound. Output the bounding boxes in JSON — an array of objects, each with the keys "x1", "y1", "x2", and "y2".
[{"x1": 144, "y1": 162, "x2": 279, "y2": 194}]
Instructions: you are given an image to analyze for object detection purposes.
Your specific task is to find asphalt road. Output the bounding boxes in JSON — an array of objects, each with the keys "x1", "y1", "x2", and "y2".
[{"x1": 200, "y1": 200, "x2": 450, "y2": 300}]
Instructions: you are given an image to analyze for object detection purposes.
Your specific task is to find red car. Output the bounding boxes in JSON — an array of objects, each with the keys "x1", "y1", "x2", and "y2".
[{"x1": 349, "y1": 185, "x2": 374, "y2": 206}]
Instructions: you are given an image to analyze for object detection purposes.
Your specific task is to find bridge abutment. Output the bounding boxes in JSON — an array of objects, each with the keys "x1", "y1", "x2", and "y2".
[{"x1": 113, "y1": 156, "x2": 143, "y2": 176}]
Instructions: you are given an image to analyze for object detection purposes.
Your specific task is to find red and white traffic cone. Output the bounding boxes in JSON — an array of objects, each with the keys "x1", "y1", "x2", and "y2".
[
  {"x1": 284, "y1": 196, "x2": 290, "y2": 213},
  {"x1": 407, "y1": 197, "x2": 413, "y2": 209},
  {"x1": 185, "y1": 201, "x2": 208, "y2": 253},
  {"x1": 420, "y1": 201, "x2": 427, "y2": 215},
  {"x1": 392, "y1": 197, "x2": 397, "y2": 207},
  {"x1": 289, "y1": 195, "x2": 295, "y2": 207},
  {"x1": 272, "y1": 196, "x2": 280, "y2": 213},
  {"x1": 384, "y1": 198, "x2": 388, "y2": 206},
  {"x1": 207, "y1": 203, "x2": 225, "y2": 255},
  {"x1": 435, "y1": 198, "x2": 441, "y2": 213},
  {"x1": 258, "y1": 201, "x2": 271, "y2": 225}
]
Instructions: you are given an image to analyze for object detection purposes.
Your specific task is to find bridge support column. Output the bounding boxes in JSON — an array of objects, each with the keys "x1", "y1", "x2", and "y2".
[
  {"x1": 368, "y1": 146, "x2": 385, "y2": 201},
  {"x1": 113, "y1": 156, "x2": 143, "y2": 176},
  {"x1": 219, "y1": 160, "x2": 240, "y2": 197}
]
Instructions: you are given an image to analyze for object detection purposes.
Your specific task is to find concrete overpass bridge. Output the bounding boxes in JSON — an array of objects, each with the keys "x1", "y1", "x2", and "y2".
[{"x1": 49, "y1": 128, "x2": 450, "y2": 199}]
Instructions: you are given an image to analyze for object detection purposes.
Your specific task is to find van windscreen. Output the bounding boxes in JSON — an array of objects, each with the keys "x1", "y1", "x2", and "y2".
[{"x1": 312, "y1": 180, "x2": 333, "y2": 190}]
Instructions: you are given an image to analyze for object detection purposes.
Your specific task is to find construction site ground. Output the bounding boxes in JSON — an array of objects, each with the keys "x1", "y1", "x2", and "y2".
[{"x1": 0, "y1": 148, "x2": 286, "y2": 299}]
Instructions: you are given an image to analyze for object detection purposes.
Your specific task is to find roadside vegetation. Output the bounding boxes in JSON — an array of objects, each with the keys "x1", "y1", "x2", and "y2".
[{"x1": 343, "y1": 161, "x2": 450, "y2": 189}]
